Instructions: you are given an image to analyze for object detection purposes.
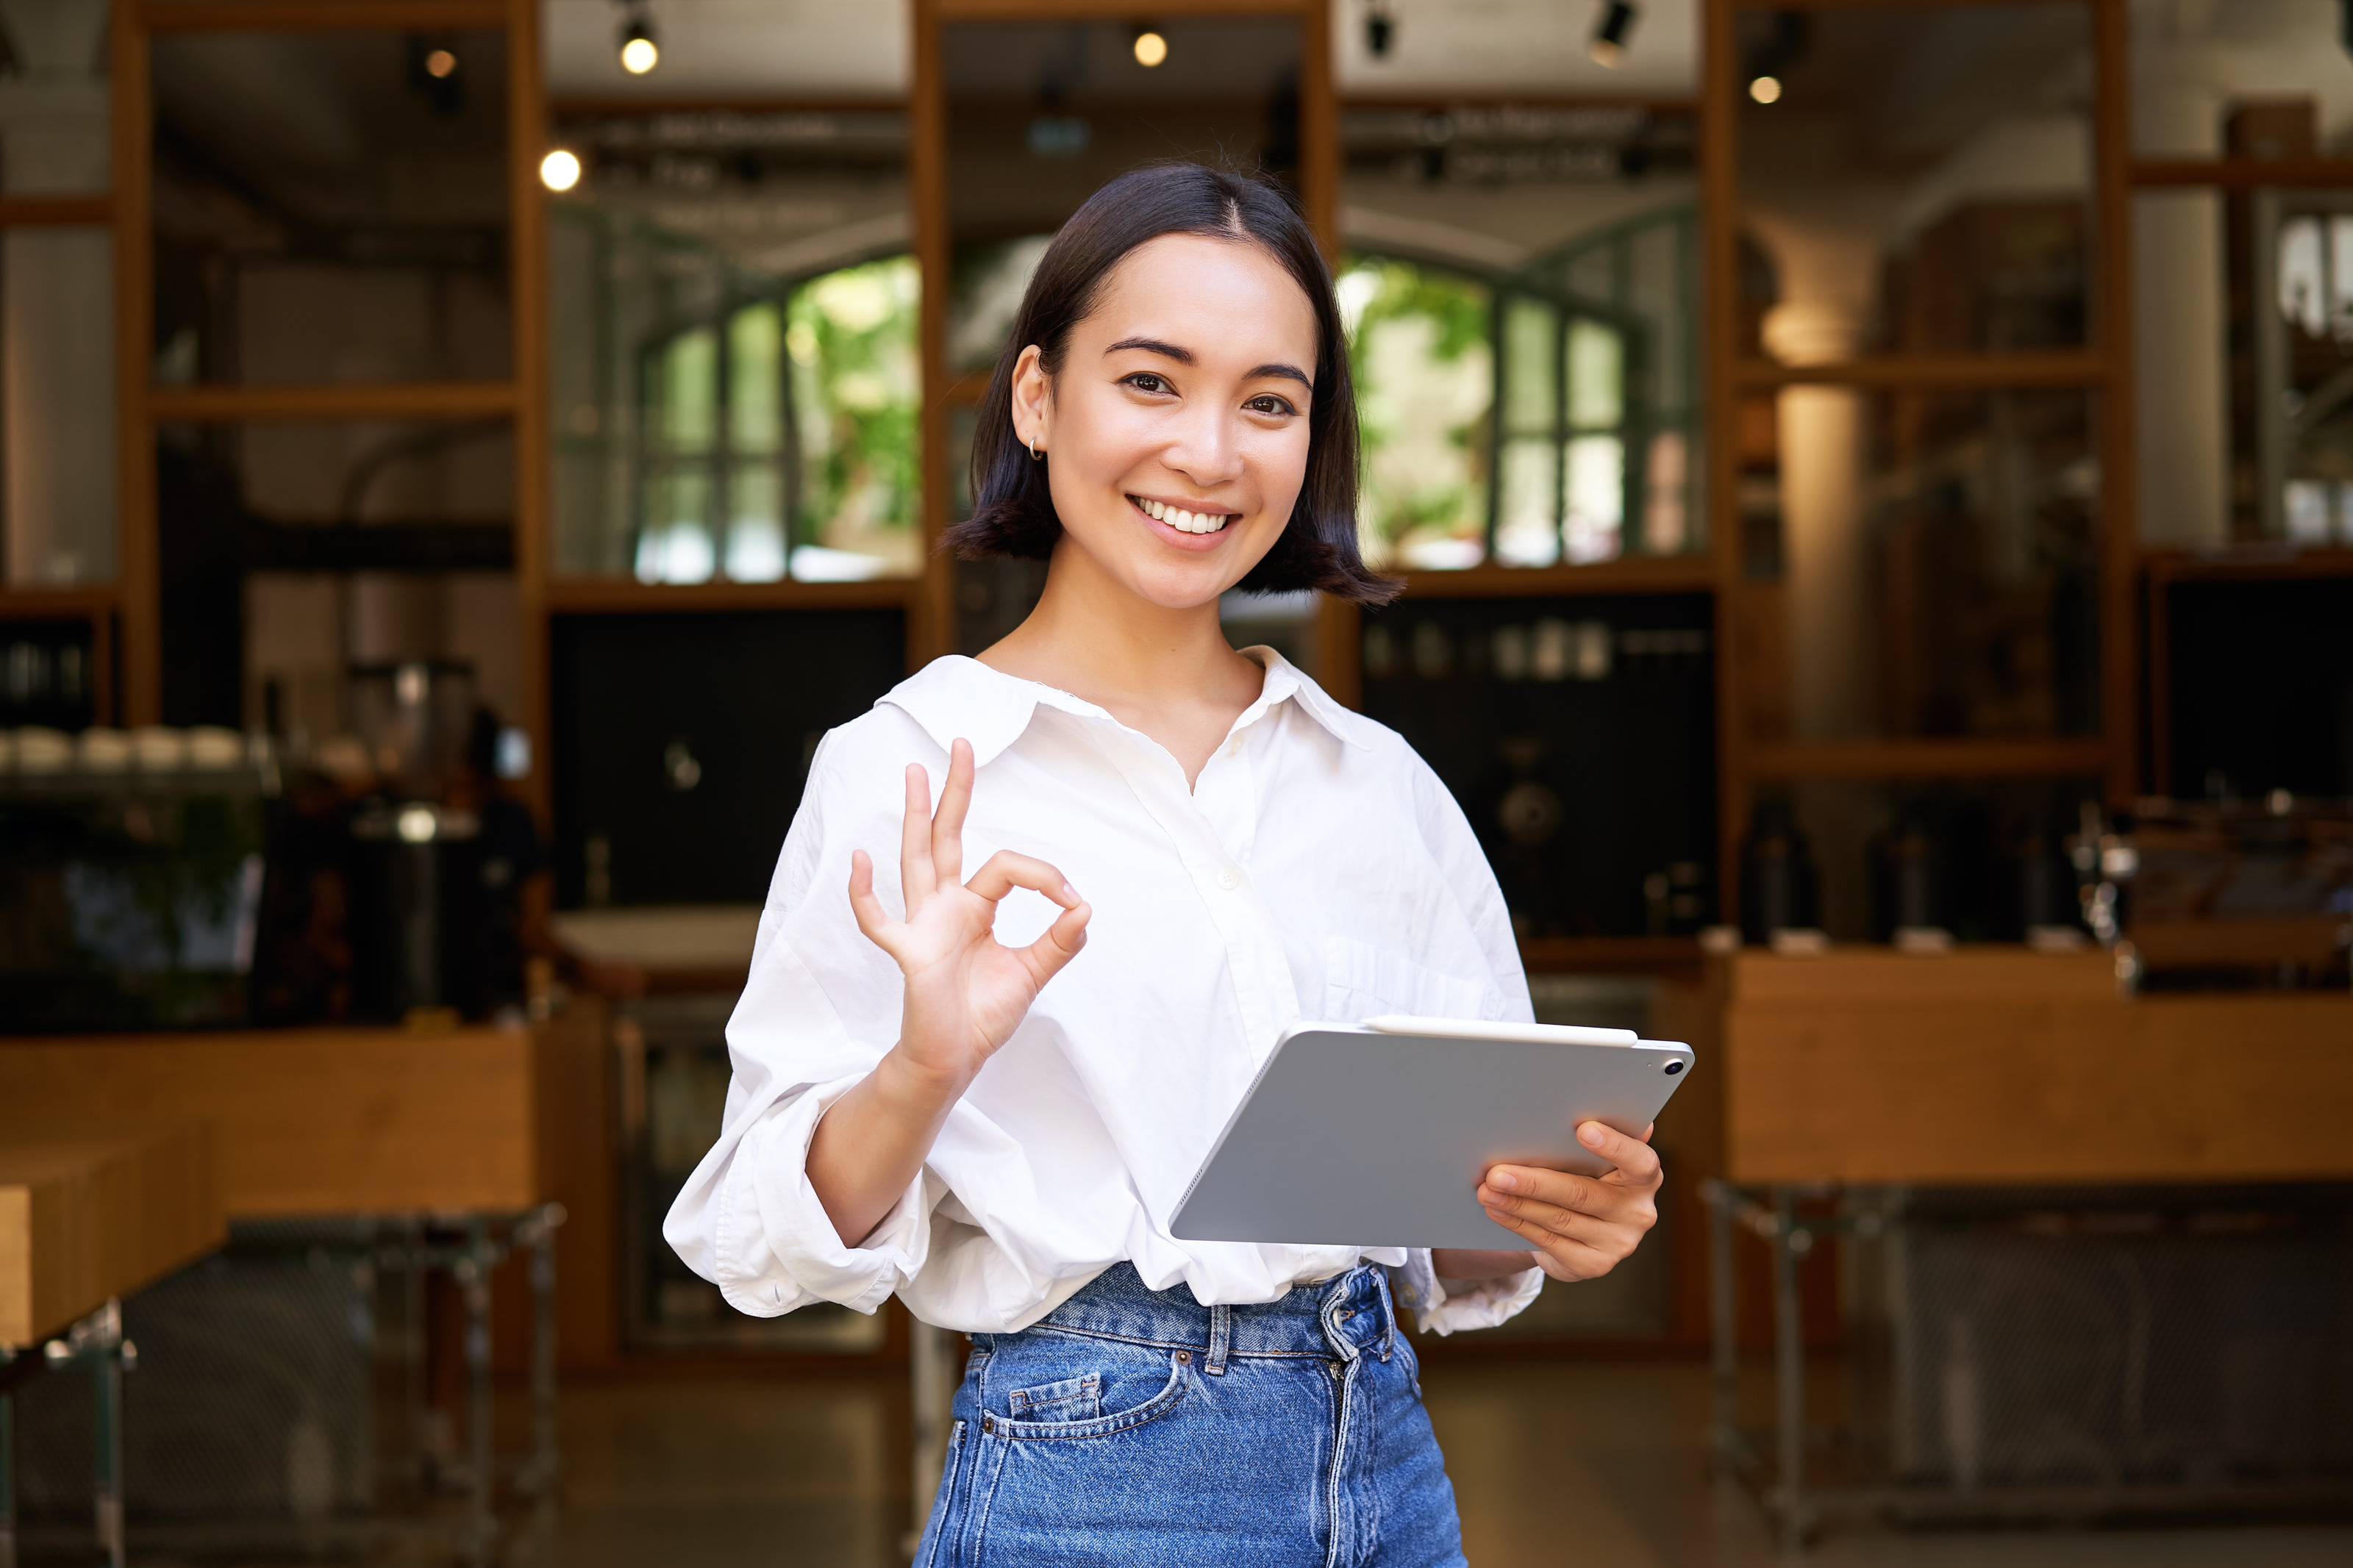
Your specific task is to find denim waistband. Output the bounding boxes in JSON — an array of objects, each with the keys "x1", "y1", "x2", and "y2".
[{"x1": 1009, "y1": 1262, "x2": 1398, "y2": 1375}]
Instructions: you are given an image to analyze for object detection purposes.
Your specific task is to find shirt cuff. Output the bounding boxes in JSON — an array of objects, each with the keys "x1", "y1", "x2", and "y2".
[
  {"x1": 1393, "y1": 1248, "x2": 1546, "y2": 1335},
  {"x1": 715, "y1": 1075, "x2": 932, "y2": 1319}
]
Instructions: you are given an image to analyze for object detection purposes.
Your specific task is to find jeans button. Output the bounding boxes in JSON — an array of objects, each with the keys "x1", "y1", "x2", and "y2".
[
  {"x1": 982, "y1": 1415, "x2": 995, "y2": 1434},
  {"x1": 1174, "y1": 1349, "x2": 1193, "y2": 1364}
]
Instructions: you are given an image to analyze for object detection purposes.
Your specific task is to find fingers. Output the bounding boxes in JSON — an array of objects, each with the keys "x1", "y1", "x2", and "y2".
[
  {"x1": 1479, "y1": 1204, "x2": 1624, "y2": 1281},
  {"x1": 847, "y1": 849, "x2": 900, "y2": 957},
  {"x1": 931, "y1": 740, "x2": 974, "y2": 888},
  {"x1": 899, "y1": 763, "x2": 936, "y2": 908},
  {"x1": 963, "y1": 850, "x2": 1082, "y2": 909},
  {"x1": 1575, "y1": 1120, "x2": 1665, "y2": 1186},
  {"x1": 1015, "y1": 900, "x2": 1093, "y2": 988}
]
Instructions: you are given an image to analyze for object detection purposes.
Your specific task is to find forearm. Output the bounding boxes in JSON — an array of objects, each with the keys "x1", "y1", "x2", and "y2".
[
  {"x1": 1429, "y1": 1247, "x2": 1540, "y2": 1281},
  {"x1": 806, "y1": 1048, "x2": 966, "y2": 1247}
]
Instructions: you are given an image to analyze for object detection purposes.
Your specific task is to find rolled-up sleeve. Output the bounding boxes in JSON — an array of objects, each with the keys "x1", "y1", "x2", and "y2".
[
  {"x1": 662, "y1": 737, "x2": 936, "y2": 1317},
  {"x1": 1393, "y1": 1248, "x2": 1546, "y2": 1334}
]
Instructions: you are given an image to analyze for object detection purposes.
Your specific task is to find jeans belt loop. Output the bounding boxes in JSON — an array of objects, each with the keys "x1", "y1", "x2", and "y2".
[
  {"x1": 1373, "y1": 1267, "x2": 1395, "y2": 1361},
  {"x1": 1205, "y1": 1302, "x2": 1231, "y2": 1375}
]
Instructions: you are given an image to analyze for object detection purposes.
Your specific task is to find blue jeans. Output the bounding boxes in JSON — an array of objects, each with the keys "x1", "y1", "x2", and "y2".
[{"x1": 915, "y1": 1262, "x2": 1467, "y2": 1568}]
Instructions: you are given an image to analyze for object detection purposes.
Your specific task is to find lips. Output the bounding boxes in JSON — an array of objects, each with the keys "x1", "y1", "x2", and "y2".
[{"x1": 1130, "y1": 495, "x2": 1235, "y2": 535}]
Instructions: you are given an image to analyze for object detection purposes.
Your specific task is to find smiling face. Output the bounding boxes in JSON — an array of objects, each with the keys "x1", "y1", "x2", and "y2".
[{"x1": 1009, "y1": 232, "x2": 1321, "y2": 612}]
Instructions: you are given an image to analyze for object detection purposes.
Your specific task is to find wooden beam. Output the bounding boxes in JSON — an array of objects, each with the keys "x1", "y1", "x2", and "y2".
[
  {"x1": 2092, "y1": 0, "x2": 2139, "y2": 806},
  {"x1": 935, "y1": 0, "x2": 1310, "y2": 18},
  {"x1": 148, "y1": 380, "x2": 520, "y2": 424},
  {"x1": 2134, "y1": 157, "x2": 2353, "y2": 190},
  {"x1": 0, "y1": 194, "x2": 112, "y2": 227},
  {"x1": 1396, "y1": 555, "x2": 1715, "y2": 600},
  {"x1": 1733, "y1": 351, "x2": 2107, "y2": 390},
  {"x1": 1746, "y1": 737, "x2": 2113, "y2": 781},
  {"x1": 912, "y1": 0, "x2": 954, "y2": 668},
  {"x1": 545, "y1": 576, "x2": 923, "y2": 614},
  {"x1": 1701, "y1": 0, "x2": 1746, "y2": 926},
  {"x1": 139, "y1": 0, "x2": 508, "y2": 32},
  {"x1": 113, "y1": 1, "x2": 159, "y2": 726},
  {"x1": 510, "y1": 0, "x2": 552, "y2": 825}
]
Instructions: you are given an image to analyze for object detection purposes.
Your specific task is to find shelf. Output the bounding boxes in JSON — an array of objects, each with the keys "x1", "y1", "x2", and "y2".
[
  {"x1": 1520, "y1": 937, "x2": 1703, "y2": 974},
  {"x1": 2133, "y1": 157, "x2": 2353, "y2": 190},
  {"x1": 2143, "y1": 545, "x2": 2353, "y2": 584},
  {"x1": 149, "y1": 380, "x2": 518, "y2": 425},
  {"x1": 1744, "y1": 737, "x2": 2111, "y2": 781},
  {"x1": 1394, "y1": 555, "x2": 1715, "y2": 600},
  {"x1": 141, "y1": 0, "x2": 511, "y2": 33},
  {"x1": 1734, "y1": 351, "x2": 2106, "y2": 393},
  {"x1": 0, "y1": 587, "x2": 116, "y2": 620},
  {"x1": 546, "y1": 577, "x2": 921, "y2": 614},
  {"x1": 0, "y1": 194, "x2": 112, "y2": 227}
]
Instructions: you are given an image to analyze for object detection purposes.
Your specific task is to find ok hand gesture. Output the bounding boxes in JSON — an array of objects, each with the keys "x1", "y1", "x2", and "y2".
[{"x1": 847, "y1": 738, "x2": 1093, "y2": 1095}]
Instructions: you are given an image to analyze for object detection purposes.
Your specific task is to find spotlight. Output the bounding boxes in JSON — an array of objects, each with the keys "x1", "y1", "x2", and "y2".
[
  {"x1": 1589, "y1": 2, "x2": 1638, "y2": 69},
  {"x1": 1132, "y1": 29, "x2": 1167, "y2": 68},
  {"x1": 1749, "y1": 75, "x2": 1782, "y2": 104},
  {"x1": 1365, "y1": 2, "x2": 1393, "y2": 60},
  {"x1": 618, "y1": 8, "x2": 658, "y2": 76},
  {"x1": 540, "y1": 148, "x2": 582, "y2": 193},
  {"x1": 425, "y1": 47, "x2": 457, "y2": 79}
]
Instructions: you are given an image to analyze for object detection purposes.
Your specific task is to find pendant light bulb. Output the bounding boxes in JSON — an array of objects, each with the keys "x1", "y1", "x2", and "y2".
[
  {"x1": 1132, "y1": 29, "x2": 1168, "y2": 68},
  {"x1": 540, "y1": 148, "x2": 582, "y2": 193},
  {"x1": 618, "y1": 14, "x2": 659, "y2": 76}
]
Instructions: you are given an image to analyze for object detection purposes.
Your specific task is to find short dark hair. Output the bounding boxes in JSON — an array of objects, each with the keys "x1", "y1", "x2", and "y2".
[{"x1": 942, "y1": 162, "x2": 1398, "y2": 606}]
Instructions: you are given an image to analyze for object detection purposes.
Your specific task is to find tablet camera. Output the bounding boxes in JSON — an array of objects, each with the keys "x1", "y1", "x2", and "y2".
[{"x1": 1663, "y1": 1061, "x2": 1685, "y2": 1075}]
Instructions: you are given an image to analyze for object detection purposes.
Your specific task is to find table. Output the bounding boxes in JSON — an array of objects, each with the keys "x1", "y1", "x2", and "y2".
[{"x1": 1698, "y1": 948, "x2": 2353, "y2": 1547}]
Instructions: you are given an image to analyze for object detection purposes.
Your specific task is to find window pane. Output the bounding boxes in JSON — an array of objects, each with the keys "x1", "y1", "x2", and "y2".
[
  {"x1": 636, "y1": 470, "x2": 713, "y2": 584},
  {"x1": 788, "y1": 256, "x2": 921, "y2": 581},
  {"x1": 1564, "y1": 434, "x2": 1624, "y2": 564},
  {"x1": 4, "y1": 229, "x2": 115, "y2": 587},
  {"x1": 1567, "y1": 319, "x2": 1624, "y2": 430},
  {"x1": 1496, "y1": 437, "x2": 1560, "y2": 568},
  {"x1": 654, "y1": 329, "x2": 717, "y2": 456},
  {"x1": 152, "y1": 32, "x2": 510, "y2": 384},
  {"x1": 725, "y1": 462, "x2": 785, "y2": 583},
  {"x1": 728, "y1": 303, "x2": 783, "y2": 456},
  {"x1": 1502, "y1": 296, "x2": 1558, "y2": 434},
  {"x1": 1342, "y1": 257, "x2": 1493, "y2": 572}
]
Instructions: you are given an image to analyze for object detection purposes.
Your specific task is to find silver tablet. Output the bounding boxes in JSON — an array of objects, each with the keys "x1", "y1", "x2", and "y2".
[{"x1": 1169, "y1": 1017, "x2": 1696, "y2": 1250}]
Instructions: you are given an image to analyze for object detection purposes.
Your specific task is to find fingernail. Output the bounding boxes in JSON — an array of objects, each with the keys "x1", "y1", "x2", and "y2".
[
  {"x1": 1579, "y1": 1123, "x2": 1607, "y2": 1147},
  {"x1": 1487, "y1": 1169, "x2": 1519, "y2": 1192},
  {"x1": 1062, "y1": 883, "x2": 1076, "y2": 899}
]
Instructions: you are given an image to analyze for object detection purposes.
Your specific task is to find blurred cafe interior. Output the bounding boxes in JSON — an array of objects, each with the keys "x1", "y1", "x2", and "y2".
[{"x1": 1, "y1": 0, "x2": 2350, "y2": 1563}]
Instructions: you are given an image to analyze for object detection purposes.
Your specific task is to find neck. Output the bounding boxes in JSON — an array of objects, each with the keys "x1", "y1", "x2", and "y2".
[{"x1": 982, "y1": 536, "x2": 1246, "y2": 705}]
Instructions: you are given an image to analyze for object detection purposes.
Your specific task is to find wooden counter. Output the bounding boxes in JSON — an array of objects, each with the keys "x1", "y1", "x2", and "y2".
[
  {"x1": 1718, "y1": 948, "x2": 2353, "y2": 1186},
  {"x1": 1, "y1": 1124, "x2": 224, "y2": 1345},
  {"x1": 0, "y1": 1025, "x2": 557, "y2": 1215}
]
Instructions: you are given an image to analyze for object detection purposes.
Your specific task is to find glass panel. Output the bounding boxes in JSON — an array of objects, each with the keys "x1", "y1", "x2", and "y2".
[
  {"x1": 1501, "y1": 296, "x2": 1558, "y2": 434},
  {"x1": 157, "y1": 420, "x2": 515, "y2": 728},
  {"x1": 4, "y1": 229, "x2": 115, "y2": 586},
  {"x1": 2129, "y1": 7, "x2": 2353, "y2": 159},
  {"x1": 1496, "y1": 437, "x2": 1560, "y2": 568},
  {"x1": 0, "y1": 3, "x2": 109, "y2": 194},
  {"x1": 547, "y1": 107, "x2": 914, "y2": 581},
  {"x1": 1360, "y1": 592, "x2": 1717, "y2": 938},
  {"x1": 1563, "y1": 433, "x2": 1624, "y2": 565},
  {"x1": 1341, "y1": 257, "x2": 1493, "y2": 572},
  {"x1": 151, "y1": 32, "x2": 511, "y2": 384},
  {"x1": 1566, "y1": 318, "x2": 1622, "y2": 429},
  {"x1": 1737, "y1": 3, "x2": 2093, "y2": 362},
  {"x1": 1752, "y1": 388, "x2": 2099, "y2": 743}
]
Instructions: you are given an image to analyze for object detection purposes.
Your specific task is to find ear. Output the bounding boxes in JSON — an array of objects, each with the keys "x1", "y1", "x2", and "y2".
[{"x1": 1010, "y1": 345, "x2": 1051, "y2": 449}]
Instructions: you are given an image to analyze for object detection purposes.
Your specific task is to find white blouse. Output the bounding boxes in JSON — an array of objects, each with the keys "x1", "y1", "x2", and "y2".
[{"x1": 664, "y1": 648, "x2": 1546, "y2": 1336}]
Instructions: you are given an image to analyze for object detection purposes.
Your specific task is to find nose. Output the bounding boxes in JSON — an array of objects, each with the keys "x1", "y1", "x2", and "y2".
[{"x1": 1163, "y1": 398, "x2": 1246, "y2": 490}]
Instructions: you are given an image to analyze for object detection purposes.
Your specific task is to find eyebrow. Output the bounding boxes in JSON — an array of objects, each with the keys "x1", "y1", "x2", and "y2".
[{"x1": 1105, "y1": 337, "x2": 1314, "y2": 390}]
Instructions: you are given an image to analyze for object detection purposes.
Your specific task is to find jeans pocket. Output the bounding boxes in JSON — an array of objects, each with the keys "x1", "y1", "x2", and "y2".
[
  {"x1": 1007, "y1": 1372, "x2": 1102, "y2": 1424},
  {"x1": 991, "y1": 1350, "x2": 1190, "y2": 1442}
]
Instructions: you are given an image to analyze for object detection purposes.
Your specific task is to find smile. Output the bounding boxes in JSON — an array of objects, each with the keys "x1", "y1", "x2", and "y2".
[{"x1": 1129, "y1": 495, "x2": 1235, "y2": 535}]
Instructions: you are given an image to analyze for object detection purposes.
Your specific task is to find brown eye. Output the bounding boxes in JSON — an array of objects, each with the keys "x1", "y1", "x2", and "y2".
[
  {"x1": 1246, "y1": 394, "x2": 1297, "y2": 416},
  {"x1": 1126, "y1": 373, "x2": 1169, "y2": 394}
]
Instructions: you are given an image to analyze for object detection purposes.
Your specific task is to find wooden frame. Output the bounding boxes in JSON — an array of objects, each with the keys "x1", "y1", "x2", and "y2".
[{"x1": 1698, "y1": 0, "x2": 2141, "y2": 920}]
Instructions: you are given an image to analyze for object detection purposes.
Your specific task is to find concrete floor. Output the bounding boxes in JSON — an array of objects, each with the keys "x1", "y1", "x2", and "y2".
[{"x1": 507, "y1": 1359, "x2": 2353, "y2": 1567}]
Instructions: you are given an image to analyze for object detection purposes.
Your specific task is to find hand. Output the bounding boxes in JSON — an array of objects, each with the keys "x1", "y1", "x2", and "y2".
[
  {"x1": 1472, "y1": 1121, "x2": 1662, "y2": 1284},
  {"x1": 847, "y1": 738, "x2": 1092, "y2": 1095}
]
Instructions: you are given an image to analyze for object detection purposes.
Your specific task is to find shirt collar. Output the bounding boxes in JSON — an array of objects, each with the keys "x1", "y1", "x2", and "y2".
[{"x1": 877, "y1": 645, "x2": 1377, "y2": 767}]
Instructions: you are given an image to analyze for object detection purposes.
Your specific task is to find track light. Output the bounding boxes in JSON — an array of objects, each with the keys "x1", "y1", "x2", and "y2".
[
  {"x1": 618, "y1": 6, "x2": 658, "y2": 76},
  {"x1": 540, "y1": 148, "x2": 582, "y2": 193},
  {"x1": 1365, "y1": 2, "x2": 1393, "y2": 60},
  {"x1": 1590, "y1": 2, "x2": 1638, "y2": 69},
  {"x1": 1132, "y1": 29, "x2": 1167, "y2": 68}
]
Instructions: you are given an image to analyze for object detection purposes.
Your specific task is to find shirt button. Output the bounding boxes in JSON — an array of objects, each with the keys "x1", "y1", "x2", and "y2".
[
  {"x1": 1215, "y1": 868, "x2": 1240, "y2": 890},
  {"x1": 1227, "y1": 736, "x2": 1244, "y2": 756}
]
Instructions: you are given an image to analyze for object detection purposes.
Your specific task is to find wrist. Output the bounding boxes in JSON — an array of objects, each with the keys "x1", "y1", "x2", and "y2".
[{"x1": 874, "y1": 1041, "x2": 972, "y2": 1118}]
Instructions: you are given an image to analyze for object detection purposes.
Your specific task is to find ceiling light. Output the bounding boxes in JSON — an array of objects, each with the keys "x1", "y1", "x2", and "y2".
[
  {"x1": 1589, "y1": 2, "x2": 1637, "y2": 69},
  {"x1": 1749, "y1": 75, "x2": 1782, "y2": 104},
  {"x1": 540, "y1": 148, "x2": 582, "y2": 192},
  {"x1": 1132, "y1": 29, "x2": 1167, "y2": 68},
  {"x1": 618, "y1": 12, "x2": 658, "y2": 76},
  {"x1": 1365, "y1": 3, "x2": 1394, "y2": 60},
  {"x1": 425, "y1": 48, "x2": 457, "y2": 79}
]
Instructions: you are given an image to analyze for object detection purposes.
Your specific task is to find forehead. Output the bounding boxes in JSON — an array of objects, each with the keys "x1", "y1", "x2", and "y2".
[{"x1": 1082, "y1": 233, "x2": 1319, "y2": 358}]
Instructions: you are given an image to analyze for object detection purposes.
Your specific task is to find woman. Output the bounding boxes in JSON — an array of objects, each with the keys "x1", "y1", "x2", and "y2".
[{"x1": 666, "y1": 163, "x2": 1662, "y2": 1566}]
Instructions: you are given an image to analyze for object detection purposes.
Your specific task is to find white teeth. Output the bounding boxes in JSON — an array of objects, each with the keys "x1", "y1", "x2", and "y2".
[{"x1": 1137, "y1": 497, "x2": 1227, "y2": 534}]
